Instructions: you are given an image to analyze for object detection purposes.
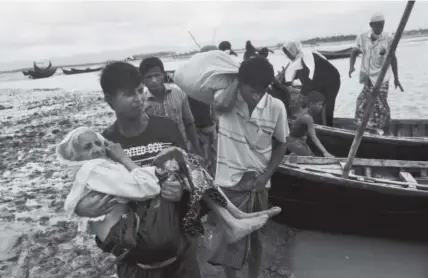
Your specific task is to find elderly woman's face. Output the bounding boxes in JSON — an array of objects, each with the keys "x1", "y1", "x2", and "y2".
[{"x1": 72, "y1": 130, "x2": 106, "y2": 161}]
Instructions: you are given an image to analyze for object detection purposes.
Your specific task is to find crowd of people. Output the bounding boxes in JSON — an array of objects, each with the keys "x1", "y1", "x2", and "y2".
[{"x1": 56, "y1": 12, "x2": 401, "y2": 278}]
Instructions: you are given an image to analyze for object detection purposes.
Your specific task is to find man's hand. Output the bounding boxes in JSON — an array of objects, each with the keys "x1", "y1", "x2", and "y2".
[
  {"x1": 74, "y1": 191, "x2": 118, "y2": 217},
  {"x1": 252, "y1": 173, "x2": 270, "y2": 192},
  {"x1": 161, "y1": 176, "x2": 183, "y2": 202},
  {"x1": 394, "y1": 79, "x2": 404, "y2": 92},
  {"x1": 349, "y1": 67, "x2": 355, "y2": 78},
  {"x1": 105, "y1": 140, "x2": 129, "y2": 163}
]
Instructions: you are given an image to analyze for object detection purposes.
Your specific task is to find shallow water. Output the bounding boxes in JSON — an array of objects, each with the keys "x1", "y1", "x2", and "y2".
[{"x1": 1, "y1": 37, "x2": 428, "y2": 119}]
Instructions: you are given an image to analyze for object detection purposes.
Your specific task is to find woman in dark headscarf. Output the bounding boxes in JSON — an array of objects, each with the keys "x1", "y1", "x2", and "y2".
[
  {"x1": 281, "y1": 41, "x2": 341, "y2": 127},
  {"x1": 243, "y1": 40, "x2": 257, "y2": 61}
]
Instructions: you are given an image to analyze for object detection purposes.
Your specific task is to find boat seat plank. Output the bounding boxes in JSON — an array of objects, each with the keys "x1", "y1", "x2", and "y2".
[
  {"x1": 399, "y1": 171, "x2": 418, "y2": 189},
  {"x1": 284, "y1": 156, "x2": 428, "y2": 169},
  {"x1": 286, "y1": 164, "x2": 415, "y2": 189}
]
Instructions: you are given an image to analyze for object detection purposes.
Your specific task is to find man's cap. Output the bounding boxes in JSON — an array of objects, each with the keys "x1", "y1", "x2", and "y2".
[{"x1": 370, "y1": 13, "x2": 385, "y2": 23}]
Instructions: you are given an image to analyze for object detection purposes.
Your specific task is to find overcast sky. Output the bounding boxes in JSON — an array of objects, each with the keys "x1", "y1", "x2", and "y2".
[{"x1": 0, "y1": 0, "x2": 427, "y2": 64}]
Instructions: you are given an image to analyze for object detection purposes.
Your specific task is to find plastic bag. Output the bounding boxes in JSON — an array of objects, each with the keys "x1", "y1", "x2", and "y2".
[{"x1": 174, "y1": 50, "x2": 240, "y2": 105}]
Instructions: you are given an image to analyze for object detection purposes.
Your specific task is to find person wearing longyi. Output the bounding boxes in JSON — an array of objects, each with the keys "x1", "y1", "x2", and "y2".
[
  {"x1": 209, "y1": 57, "x2": 288, "y2": 278},
  {"x1": 349, "y1": 12, "x2": 404, "y2": 135},
  {"x1": 71, "y1": 62, "x2": 280, "y2": 278},
  {"x1": 73, "y1": 62, "x2": 201, "y2": 278}
]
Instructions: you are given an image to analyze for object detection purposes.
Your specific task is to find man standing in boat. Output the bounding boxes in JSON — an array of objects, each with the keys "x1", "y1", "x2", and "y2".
[
  {"x1": 349, "y1": 13, "x2": 404, "y2": 135},
  {"x1": 208, "y1": 57, "x2": 288, "y2": 278}
]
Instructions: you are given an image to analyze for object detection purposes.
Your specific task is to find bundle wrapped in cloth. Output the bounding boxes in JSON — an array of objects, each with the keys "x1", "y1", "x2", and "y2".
[{"x1": 174, "y1": 50, "x2": 240, "y2": 105}]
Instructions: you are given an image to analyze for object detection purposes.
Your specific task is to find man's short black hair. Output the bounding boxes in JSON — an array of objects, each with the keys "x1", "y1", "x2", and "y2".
[
  {"x1": 238, "y1": 56, "x2": 274, "y2": 91},
  {"x1": 139, "y1": 57, "x2": 164, "y2": 77},
  {"x1": 219, "y1": 41, "x2": 232, "y2": 51},
  {"x1": 100, "y1": 61, "x2": 142, "y2": 98}
]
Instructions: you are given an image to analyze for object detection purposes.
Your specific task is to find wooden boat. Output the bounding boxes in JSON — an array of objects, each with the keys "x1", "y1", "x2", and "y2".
[
  {"x1": 317, "y1": 47, "x2": 354, "y2": 60},
  {"x1": 299, "y1": 119, "x2": 428, "y2": 161},
  {"x1": 24, "y1": 61, "x2": 57, "y2": 79},
  {"x1": 61, "y1": 67, "x2": 103, "y2": 75},
  {"x1": 270, "y1": 156, "x2": 428, "y2": 241}
]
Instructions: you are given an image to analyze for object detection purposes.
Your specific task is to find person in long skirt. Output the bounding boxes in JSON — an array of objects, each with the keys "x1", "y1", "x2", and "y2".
[{"x1": 349, "y1": 13, "x2": 404, "y2": 135}]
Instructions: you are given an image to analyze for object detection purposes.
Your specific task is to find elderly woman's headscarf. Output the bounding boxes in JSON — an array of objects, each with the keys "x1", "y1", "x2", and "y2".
[
  {"x1": 56, "y1": 127, "x2": 109, "y2": 218},
  {"x1": 56, "y1": 127, "x2": 106, "y2": 167},
  {"x1": 283, "y1": 41, "x2": 326, "y2": 83}
]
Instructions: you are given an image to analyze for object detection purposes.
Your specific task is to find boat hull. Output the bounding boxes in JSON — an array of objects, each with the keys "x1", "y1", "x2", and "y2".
[
  {"x1": 27, "y1": 67, "x2": 57, "y2": 79},
  {"x1": 62, "y1": 67, "x2": 103, "y2": 75},
  {"x1": 269, "y1": 157, "x2": 428, "y2": 241}
]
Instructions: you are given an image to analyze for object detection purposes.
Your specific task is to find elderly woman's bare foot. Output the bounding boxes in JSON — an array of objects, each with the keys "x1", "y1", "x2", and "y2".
[
  {"x1": 228, "y1": 206, "x2": 282, "y2": 220},
  {"x1": 224, "y1": 215, "x2": 268, "y2": 243}
]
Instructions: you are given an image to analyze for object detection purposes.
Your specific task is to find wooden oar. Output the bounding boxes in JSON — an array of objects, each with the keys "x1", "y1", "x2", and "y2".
[{"x1": 342, "y1": 0, "x2": 416, "y2": 178}]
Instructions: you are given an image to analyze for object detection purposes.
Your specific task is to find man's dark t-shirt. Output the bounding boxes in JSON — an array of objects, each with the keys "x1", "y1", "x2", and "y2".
[{"x1": 102, "y1": 115, "x2": 187, "y2": 166}]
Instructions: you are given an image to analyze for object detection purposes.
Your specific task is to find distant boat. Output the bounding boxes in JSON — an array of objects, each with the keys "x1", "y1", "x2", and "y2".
[
  {"x1": 317, "y1": 47, "x2": 354, "y2": 60},
  {"x1": 61, "y1": 67, "x2": 103, "y2": 75},
  {"x1": 26, "y1": 61, "x2": 57, "y2": 79}
]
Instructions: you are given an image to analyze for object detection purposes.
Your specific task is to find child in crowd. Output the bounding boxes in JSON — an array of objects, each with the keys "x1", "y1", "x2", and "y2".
[{"x1": 287, "y1": 91, "x2": 334, "y2": 157}]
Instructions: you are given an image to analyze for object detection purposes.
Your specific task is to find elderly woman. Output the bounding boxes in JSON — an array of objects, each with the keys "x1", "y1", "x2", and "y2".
[{"x1": 281, "y1": 41, "x2": 341, "y2": 127}]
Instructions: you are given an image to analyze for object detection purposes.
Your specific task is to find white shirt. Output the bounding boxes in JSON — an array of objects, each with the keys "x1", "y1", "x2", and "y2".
[
  {"x1": 354, "y1": 31, "x2": 394, "y2": 85},
  {"x1": 215, "y1": 92, "x2": 289, "y2": 188}
]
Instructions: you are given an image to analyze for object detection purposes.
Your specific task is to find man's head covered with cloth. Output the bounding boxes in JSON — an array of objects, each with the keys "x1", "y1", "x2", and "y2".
[{"x1": 369, "y1": 12, "x2": 385, "y2": 39}]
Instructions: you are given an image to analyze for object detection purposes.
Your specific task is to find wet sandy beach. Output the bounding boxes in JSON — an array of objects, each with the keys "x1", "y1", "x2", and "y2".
[{"x1": 2, "y1": 87, "x2": 428, "y2": 278}]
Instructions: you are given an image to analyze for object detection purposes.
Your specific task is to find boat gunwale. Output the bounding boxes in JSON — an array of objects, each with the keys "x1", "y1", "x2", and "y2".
[
  {"x1": 276, "y1": 156, "x2": 428, "y2": 197},
  {"x1": 289, "y1": 119, "x2": 428, "y2": 144}
]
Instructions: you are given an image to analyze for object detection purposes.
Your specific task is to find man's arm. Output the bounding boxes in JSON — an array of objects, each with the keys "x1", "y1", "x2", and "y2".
[
  {"x1": 181, "y1": 96, "x2": 203, "y2": 155},
  {"x1": 212, "y1": 78, "x2": 239, "y2": 113},
  {"x1": 255, "y1": 101, "x2": 289, "y2": 190},
  {"x1": 390, "y1": 53, "x2": 404, "y2": 91},
  {"x1": 349, "y1": 34, "x2": 362, "y2": 78},
  {"x1": 305, "y1": 115, "x2": 332, "y2": 157}
]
